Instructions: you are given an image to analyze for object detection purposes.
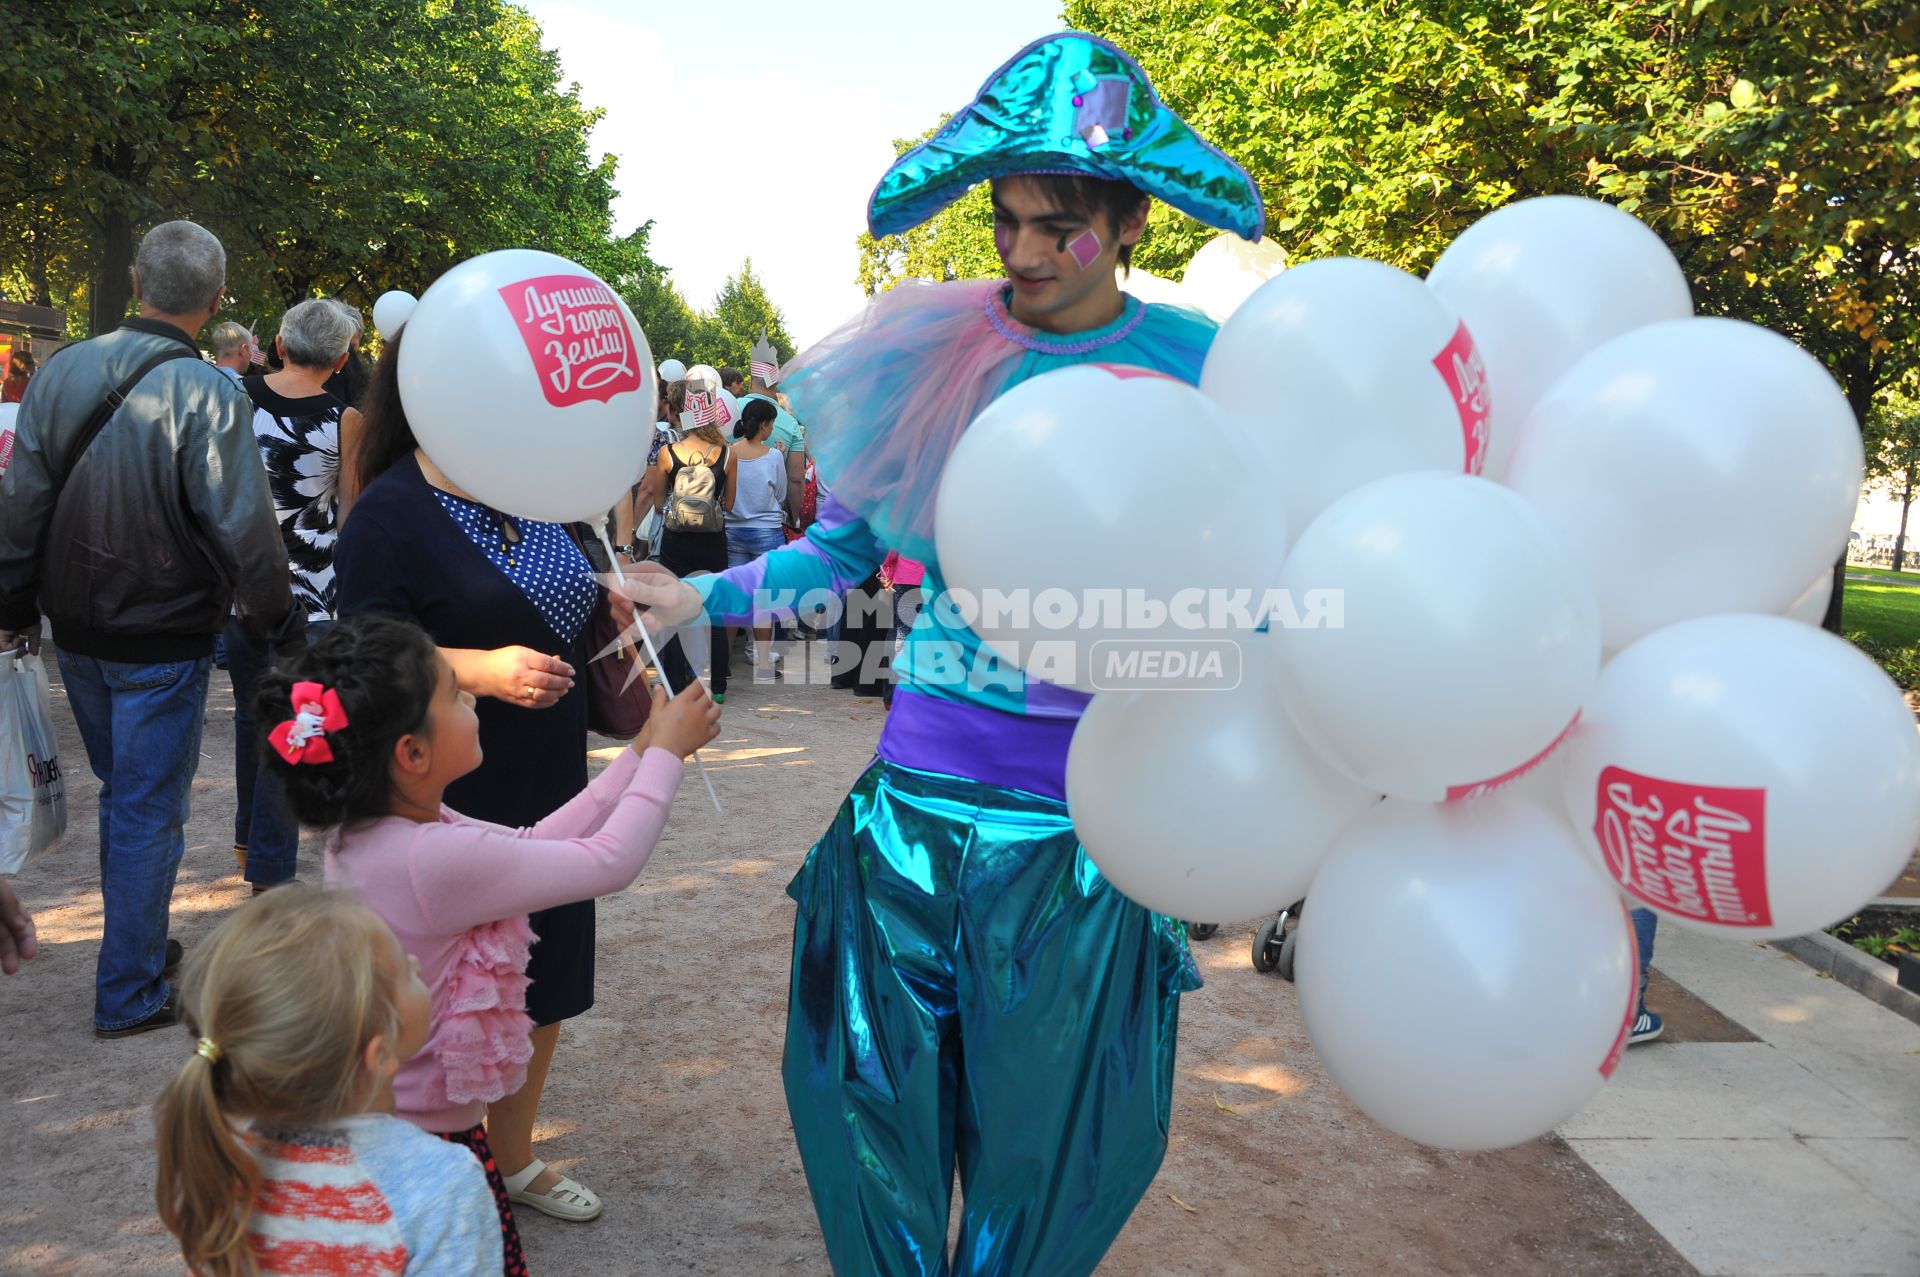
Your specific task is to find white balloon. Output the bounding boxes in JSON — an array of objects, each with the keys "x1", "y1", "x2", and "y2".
[
  {"x1": 1118, "y1": 266, "x2": 1189, "y2": 307},
  {"x1": 934, "y1": 364, "x2": 1289, "y2": 693},
  {"x1": 658, "y1": 358, "x2": 688, "y2": 383},
  {"x1": 1783, "y1": 572, "x2": 1835, "y2": 626},
  {"x1": 1297, "y1": 795, "x2": 1637, "y2": 1150},
  {"x1": 1506, "y1": 317, "x2": 1863, "y2": 649},
  {"x1": 1561, "y1": 614, "x2": 1920, "y2": 939},
  {"x1": 371, "y1": 290, "x2": 417, "y2": 341},
  {"x1": 1201, "y1": 258, "x2": 1489, "y2": 543},
  {"x1": 684, "y1": 363, "x2": 720, "y2": 395},
  {"x1": 1067, "y1": 661, "x2": 1376, "y2": 921},
  {"x1": 1427, "y1": 196, "x2": 1692, "y2": 482},
  {"x1": 1272, "y1": 472, "x2": 1600, "y2": 801},
  {"x1": 1179, "y1": 232, "x2": 1289, "y2": 320},
  {"x1": 398, "y1": 249, "x2": 657, "y2": 523}
]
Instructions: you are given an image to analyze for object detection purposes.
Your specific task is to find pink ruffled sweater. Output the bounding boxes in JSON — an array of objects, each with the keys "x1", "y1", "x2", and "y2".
[{"x1": 324, "y1": 746, "x2": 683, "y2": 1133}]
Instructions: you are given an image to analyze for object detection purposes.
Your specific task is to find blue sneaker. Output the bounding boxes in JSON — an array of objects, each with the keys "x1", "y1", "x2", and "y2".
[{"x1": 1628, "y1": 1010, "x2": 1663, "y2": 1045}]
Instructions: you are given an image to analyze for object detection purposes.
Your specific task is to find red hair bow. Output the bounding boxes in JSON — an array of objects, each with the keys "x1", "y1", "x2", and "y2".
[{"x1": 271, "y1": 682, "x2": 349, "y2": 765}]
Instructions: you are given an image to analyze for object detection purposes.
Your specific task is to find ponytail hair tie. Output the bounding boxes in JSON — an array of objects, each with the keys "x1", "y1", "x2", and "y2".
[
  {"x1": 271, "y1": 682, "x2": 349, "y2": 765},
  {"x1": 195, "y1": 1037, "x2": 223, "y2": 1064}
]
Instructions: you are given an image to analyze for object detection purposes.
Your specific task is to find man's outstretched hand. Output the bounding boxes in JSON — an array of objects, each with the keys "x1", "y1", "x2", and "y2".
[{"x1": 614, "y1": 561, "x2": 707, "y2": 635}]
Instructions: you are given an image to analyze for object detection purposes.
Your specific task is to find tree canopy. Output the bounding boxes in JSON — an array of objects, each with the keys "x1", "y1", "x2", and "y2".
[
  {"x1": 0, "y1": 0, "x2": 794, "y2": 356},
  {"x1": 869, "y1": 3, "x2": 1917, "y2": 422}
]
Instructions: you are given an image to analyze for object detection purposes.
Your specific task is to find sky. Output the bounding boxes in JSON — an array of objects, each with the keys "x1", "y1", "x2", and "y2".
[{"x1": 529, "y1": 0, "x2": 1066, "y2": 348}]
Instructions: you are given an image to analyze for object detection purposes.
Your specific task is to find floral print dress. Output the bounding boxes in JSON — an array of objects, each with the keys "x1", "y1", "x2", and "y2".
[{"x1": 242, "y1": 376, "x2": 344, "y2": 621}]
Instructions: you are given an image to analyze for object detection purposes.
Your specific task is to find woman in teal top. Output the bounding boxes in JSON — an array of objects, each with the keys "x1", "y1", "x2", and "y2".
[{"x1": 629, "y1": 33, "x2": 1265, "y2": 1277}]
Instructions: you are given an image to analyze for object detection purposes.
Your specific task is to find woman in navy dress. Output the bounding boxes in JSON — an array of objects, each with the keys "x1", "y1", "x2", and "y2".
[{"x1": 334, "y1": 331, "x2": 614, "y2": 1226}]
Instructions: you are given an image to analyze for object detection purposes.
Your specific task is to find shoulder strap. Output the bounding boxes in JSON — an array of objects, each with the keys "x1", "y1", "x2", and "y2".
[{"x1": 64, "y1": 346, "x2": 200, "y2": 480}]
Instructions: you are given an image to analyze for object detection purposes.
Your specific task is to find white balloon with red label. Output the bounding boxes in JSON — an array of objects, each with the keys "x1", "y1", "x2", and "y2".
[
  {"x1": 1560, "y1": 614, "x2": 1920, "y2": 939},
  {"x1": 1200, "y1": 257, "x2": 1490, "y2": 543},
  {"x1": 1296, "y1": 794, "x2": 1638, "y2": 1150},
  {"x1": 398, "y1": 248, "x2": 657, "y2": 523},
  {"x1": 1269, "y1": 472, "x2": 1600, "y2": 801},
  {"x1": 1066, "y1": 659, "x2": 1376, "y2": 922},
  {"x1": 1505, "y1": 317, "x2": 1863, "y2": 650},
  {"x1": 934, "y1": 364, "x2": 1289, "y2": 693},
  {"x1": 1426, "y1": 195, "x2": 1692, "y2": 483}
]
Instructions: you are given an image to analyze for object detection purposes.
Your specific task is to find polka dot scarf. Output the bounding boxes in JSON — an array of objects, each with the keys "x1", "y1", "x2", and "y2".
[{"x1": 432, "y1": 490, "x2": 596, "y2": 643}]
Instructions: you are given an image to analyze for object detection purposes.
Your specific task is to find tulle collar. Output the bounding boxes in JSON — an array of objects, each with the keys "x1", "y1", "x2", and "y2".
[{"x1": 984, "y1": 285, "x2": 1146, "y2": 355}]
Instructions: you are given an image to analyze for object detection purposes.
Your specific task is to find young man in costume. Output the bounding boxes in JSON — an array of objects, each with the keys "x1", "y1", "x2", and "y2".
[{"x1": 628, "y1": 32, "x2": 1263, "y2": 1277}]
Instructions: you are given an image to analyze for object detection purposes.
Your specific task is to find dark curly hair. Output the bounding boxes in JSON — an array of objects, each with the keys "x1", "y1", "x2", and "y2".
[{"x1": 255, "y1": 614, "x2": 442, "y2": 827}]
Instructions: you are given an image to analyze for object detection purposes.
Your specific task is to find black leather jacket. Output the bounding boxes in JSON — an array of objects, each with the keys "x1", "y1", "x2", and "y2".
[{"x1": 0, "y1": 317, "x2": 301, "y2": 661}]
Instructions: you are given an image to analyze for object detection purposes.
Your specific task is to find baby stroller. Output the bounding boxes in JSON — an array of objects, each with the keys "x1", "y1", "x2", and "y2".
[{"x1": 1250, "y1": 899, "x2": 1304, "y2": 980}]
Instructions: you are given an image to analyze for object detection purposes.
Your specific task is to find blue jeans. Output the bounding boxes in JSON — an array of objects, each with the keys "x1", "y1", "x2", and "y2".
[
  {"x1": 1630, "y1": 907, "x2": 1657, "y2": 1016},
  {"x1": 726, "y1": 523, "x2": 787, "y2": 569},
  {"x1": 226, "y1": 617, "x2": 327, "y2": 886},
  {"x1": 56, "y1": 650, "x2": 212, "y2": 1030}
]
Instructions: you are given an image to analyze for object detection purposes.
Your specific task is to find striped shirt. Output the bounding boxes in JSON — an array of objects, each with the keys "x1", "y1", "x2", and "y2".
[{"x1": 245, "y1": 1114, "x2": 499, "y2": 1275}]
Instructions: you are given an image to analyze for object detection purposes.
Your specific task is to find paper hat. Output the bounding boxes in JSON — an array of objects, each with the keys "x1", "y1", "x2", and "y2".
[
  {"x1": 684, "y1": 390, "x2": 714, "y2": 427},
  {"x1": 867, "y1": 31, "x2": 1264, "y2": 242},
  {"x1": 749, "y1": 331, "x2": 780, "y2": 386}
]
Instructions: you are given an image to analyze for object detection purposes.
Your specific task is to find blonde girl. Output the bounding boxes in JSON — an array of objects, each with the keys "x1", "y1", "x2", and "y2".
[{"x1": 154, "y1": 885, "x2": 499, "y2": 1276}]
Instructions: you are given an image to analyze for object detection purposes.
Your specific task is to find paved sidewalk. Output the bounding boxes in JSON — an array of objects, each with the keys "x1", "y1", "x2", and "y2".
[{"x1": 1562, "y1": 923, "x2": 1920, "y2": 1276}]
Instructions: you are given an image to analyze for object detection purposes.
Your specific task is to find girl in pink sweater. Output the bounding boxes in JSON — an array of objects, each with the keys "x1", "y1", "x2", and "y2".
[{"x1": 257, "y1": 614, "x2": 719, "y2": 1273}]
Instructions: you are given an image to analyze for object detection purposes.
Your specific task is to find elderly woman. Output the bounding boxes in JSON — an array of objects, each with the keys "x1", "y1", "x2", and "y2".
[
  {"x1": 226, "y1": 298, "x2": 362, "y2": 891},
  {"x1": 333, "y1": 329, "x2": 622, "y2": 1250}
]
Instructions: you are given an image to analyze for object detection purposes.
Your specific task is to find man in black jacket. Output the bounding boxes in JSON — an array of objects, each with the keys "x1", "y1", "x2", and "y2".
[{"x1": 0, "y1": 219, "x2": 301, "y2": 1037}]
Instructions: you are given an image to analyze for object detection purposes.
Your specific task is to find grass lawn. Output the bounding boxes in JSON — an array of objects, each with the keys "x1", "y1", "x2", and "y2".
[{"x1": 1842, "y1": 579, "x2": 1920, "y2": 648}]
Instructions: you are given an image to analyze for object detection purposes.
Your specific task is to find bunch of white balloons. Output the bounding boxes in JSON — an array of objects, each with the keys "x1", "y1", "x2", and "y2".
[{"x1": 935, "y1": 195, "x2": 1920, "y2": 1150}]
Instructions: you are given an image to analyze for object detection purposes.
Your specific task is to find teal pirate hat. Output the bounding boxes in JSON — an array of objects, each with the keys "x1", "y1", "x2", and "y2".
[{"x1": 868, "y1": 32, "x2": 1264, "y2": 242}]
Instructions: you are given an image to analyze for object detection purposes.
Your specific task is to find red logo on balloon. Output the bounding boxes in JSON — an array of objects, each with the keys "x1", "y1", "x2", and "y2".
[
  {"x1": 1599, "y1": 901, "x2": 1638, "y2": 1080},
  {"x1": 1444, "y1": 712, "x2": 1580, "y2": 802},
  {"x1": 1432, "y1": 321, "x2": 1490, "y2": 475},
  {"x1": 1089, "y1": 363, "x2": 1176, "y2": 382},
  {"x1": 498, "y1": 274, "x2": 640, "y2": 407},
  {"x1": 1594, "y1": 767, "x2": 1770, "y2": 927}
]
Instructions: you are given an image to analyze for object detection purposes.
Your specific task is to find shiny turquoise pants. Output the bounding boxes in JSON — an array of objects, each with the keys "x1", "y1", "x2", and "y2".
[{"x1": 782, "y1": 760, "x2": 1201, "y2": 1277}]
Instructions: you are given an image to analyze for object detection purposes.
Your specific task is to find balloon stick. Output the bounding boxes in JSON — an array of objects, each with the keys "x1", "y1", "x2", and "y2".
[{"x1": 595, "y1": 525, "x2": 723, "y2": 815}]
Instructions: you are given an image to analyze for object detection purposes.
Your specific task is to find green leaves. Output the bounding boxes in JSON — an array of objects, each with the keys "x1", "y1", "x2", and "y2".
[
  {"x1": 1055, "y1": 0, "x2": 1918, "y2": 421},
  {"x1": 0, "y1": 1, "x2": 681, "y2": 337}
]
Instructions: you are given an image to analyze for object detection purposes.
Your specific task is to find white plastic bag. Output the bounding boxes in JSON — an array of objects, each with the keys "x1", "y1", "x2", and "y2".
[{"x1": 0, "y1": 651, "x2": 66, "y2": 873}]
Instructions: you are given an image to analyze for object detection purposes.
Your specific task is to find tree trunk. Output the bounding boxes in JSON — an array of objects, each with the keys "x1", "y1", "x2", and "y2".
[
  {"x1": 1825, "y1": 348, "x2": 1881, "y2": 634},
  {"x1": 86, "y1": 141, "x2": 140, "y2": 336},
  {"x1": 1896, "y1": 479, "x2": 1914, "y2": 574},
  {"x1": 88, "y1": 207, "x2": 135, "y2": 336},
  {"x1": 1821, "y1": 556, "x2": 1847, "y2": 633}
]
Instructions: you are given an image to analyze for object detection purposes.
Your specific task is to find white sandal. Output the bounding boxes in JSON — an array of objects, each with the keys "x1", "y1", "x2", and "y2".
[{"x1": 502, "y1": 1159, "x2": 603, "y2": 1222}]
